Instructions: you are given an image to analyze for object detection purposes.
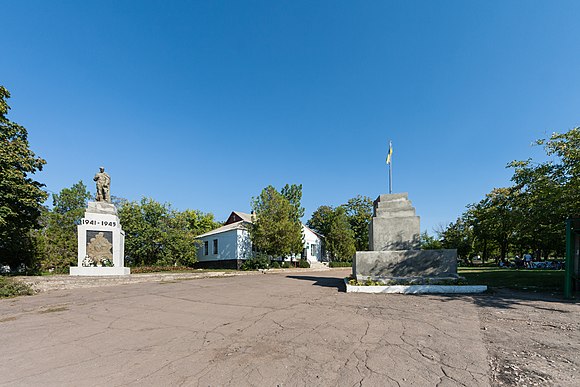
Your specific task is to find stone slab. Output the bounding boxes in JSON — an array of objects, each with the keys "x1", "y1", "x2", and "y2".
[
  {"x1": 69, "y1": 266, "x2": 130, "y2": 276},
  {"x1": 86, "y1": 201, "x2": 118, "y2": 215},
  {"x1": 354, "y1": 249, "x2": 458, "y2": 280},
  {"x1": 369, "y1": 216, "x2": 420, "y2": 250},
  {"x1": 344, "y1": 279, "x2": 488, "y2": 294}
]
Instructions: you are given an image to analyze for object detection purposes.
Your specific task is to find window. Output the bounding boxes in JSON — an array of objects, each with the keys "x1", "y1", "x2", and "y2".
[
  {"x1": 204, "y1": 241, "x2": 208, "y2": 256},
  {"x1": 213, "y1": 239, "x2": 218, "y2": 255},
  {"x1": 311, "y1": 244, "x2": 317, "y2": 256}
]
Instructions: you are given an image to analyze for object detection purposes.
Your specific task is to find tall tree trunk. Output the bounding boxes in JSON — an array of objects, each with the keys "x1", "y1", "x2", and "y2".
[{"x1": 482, "y1": 239, "x2": 488, "y2": 262}]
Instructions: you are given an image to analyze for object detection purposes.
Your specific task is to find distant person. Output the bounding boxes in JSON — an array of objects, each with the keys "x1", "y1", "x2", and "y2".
[
  {"x1": 524, "y1": 252, "x2": 532, "y2": 269},
  {"x1": 515, "y1": 255, "x2": 524, "y2": 269}
]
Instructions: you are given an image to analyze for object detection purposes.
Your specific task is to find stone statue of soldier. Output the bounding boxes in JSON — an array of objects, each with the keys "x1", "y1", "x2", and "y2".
[{"x1": 93, "y1": 167, "x2": 111, "y2": 203}]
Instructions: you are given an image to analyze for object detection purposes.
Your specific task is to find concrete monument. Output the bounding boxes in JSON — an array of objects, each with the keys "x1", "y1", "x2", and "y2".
[
  {"x1": 70, "y1": 168, "x2": 129, "y2": 276},
  {"x1": 354, "y1": 193, "x2": 458, "y2": 281}
]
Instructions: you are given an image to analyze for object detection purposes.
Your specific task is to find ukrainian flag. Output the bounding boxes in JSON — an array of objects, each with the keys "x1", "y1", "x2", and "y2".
[{"x1": 386, "y1": 141, "x2": 393, "y2": 165}]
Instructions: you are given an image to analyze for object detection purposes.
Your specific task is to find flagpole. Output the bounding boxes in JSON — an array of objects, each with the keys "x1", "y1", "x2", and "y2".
[
  {"x1": 389, "y1": 155, "x2": 392, "y2": 194},
  {"x1": 387, "y1": 140, "x2": 393, "y2": 194}
]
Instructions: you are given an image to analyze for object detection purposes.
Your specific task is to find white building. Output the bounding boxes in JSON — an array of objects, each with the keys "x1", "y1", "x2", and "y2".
[{"x1": 195, "y1": 211, "x2": 324, "y2": 269}]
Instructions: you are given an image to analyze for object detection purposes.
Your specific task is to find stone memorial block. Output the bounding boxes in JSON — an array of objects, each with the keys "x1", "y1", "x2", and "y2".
[
  {"x1": 369, "y1": 193, "x2": 420, "y2": 251},
  {"x1": 354, "y1": 192, "x2": 458, "y2": 281}
]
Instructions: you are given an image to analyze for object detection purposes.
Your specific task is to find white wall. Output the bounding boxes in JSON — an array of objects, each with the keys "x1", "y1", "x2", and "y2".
[
  {"x1": 197, "y1": 229, "x2": 238, "y2": 261},
  {"x1": 236, "y1": 229, "x2": 252, "y2": 260},
  {"x1": 197, "y1": 224, "x2": 322, "y2": 263},
  {"x1": 303, "y1": 226, "x2": 323, "y2": 263}
]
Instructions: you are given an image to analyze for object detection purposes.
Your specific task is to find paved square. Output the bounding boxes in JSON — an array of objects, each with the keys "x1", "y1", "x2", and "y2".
[{"x1": 0, "y1": 270, "x2": 492, "y2": 386}]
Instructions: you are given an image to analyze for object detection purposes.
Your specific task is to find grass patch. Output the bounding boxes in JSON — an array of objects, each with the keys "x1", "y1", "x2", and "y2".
[
  {"x1": 130, "y1": 266, "x2": 199, "y2": 274},
  {"x1": 329, "y1": 261, "x2": 352, "y2": 268},
  {"x1": 458, "y1": 267, "x2": 564, "y2": 292},
  {"x1": 0, "y1": 276, "x2": 35, "y2": 298}
]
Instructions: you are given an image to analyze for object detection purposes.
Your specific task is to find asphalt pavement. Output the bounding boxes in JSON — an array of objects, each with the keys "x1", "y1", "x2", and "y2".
[{"x1": 0, "y1": 269, "x2": 489, "y2": 386}]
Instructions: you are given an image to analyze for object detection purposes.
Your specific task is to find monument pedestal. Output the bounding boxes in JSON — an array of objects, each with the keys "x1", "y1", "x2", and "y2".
[
  {"x1": 70, "y1": 202, "x2": 130, "y2": 276},
  {"x1": 69, "y1": 267, "x2": 130, "y2": 276},
  {"x1": 354, "y1": 193, "x2": 458, "y2": 281},
  {"x1": 354, "y1": 250, "x2": 458, "y2": 281}
]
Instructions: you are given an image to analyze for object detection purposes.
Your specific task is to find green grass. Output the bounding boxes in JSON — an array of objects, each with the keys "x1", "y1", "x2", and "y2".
[
  {"x1": 458, "y1": 267, "x2": 564, "y2": 292},
  {"x1": 0, "y1": 276, "x2": 35, "y2": 298}
]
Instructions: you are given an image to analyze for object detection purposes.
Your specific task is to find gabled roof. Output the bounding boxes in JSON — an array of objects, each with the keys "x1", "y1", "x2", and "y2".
[
  {"x1": 224, "y1": 211, "x2": 254, "y2": 225},
  {"x1": 196, "y1": 220, "x2": 249, "y2": 238},
  {"x1": 196, "y1": 211, "x2": 252, "y2": 238},
  {"x1": 196, "y1": 211, "x2": 323, "y2": 240},
  {"x1": 303, "y1": 224, "x2": 324, "y2": 238}
]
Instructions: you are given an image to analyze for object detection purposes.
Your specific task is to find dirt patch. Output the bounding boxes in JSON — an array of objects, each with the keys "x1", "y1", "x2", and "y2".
[
  {"x1": 475, "y1": 289, "x2": 579, "y2": 386},
  {"x1": 13, "y1": 267, "x2": 332, "y2": 293}
]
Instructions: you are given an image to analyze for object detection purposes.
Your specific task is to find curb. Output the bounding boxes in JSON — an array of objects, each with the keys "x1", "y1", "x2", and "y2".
[{"x1": 345, "y1": 279, "x2": 488, "y2": 294}]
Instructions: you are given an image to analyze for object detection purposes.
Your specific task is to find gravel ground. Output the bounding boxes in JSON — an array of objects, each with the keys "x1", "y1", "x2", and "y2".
[
  {"x1": 14, "y1": 268, "x2": 328, "y2": 293},
  {"x1": 474, "y1": 289, "x2": 579, "y2": 386}
]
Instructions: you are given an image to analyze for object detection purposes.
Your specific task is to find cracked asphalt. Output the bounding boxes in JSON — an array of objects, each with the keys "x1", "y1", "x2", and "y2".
[{"x1": 1, "y1": 270, "x2": 492, "y2": 386}]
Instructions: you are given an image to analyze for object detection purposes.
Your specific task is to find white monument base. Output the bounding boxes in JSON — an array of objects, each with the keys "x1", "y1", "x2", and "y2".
[
  {"x1": 70, "y1": 267, "x2": 130, "y2": 276},
  {"x1": 71, "y1": 202, "x2": 130, "y2": 276},
  {"x1": 345, "y1": 279, "x2": 487, "y2": 294}
]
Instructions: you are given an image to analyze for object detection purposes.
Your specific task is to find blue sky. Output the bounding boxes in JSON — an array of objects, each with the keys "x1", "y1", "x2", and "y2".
[{"x1": 3, "y1": 1, "x2": 580, "y2": 233}]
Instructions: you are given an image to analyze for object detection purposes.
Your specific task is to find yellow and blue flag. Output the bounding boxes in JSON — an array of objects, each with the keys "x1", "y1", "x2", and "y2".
[{"x1": 386, "y1": 141, "x2": 393, "y2": 165}]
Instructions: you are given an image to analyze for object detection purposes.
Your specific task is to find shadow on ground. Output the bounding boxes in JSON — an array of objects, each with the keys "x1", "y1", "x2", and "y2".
[
  {"x1": 286, "y1": 275, "x2": 346, "y2": 292},
  {"x1": 424, "y1": 288, "x2": 578, "y2": 312}
]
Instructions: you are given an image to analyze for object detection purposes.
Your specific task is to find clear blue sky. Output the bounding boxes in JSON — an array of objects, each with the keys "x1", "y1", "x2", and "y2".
[{"x1": 3, "y1": 1, "x2": 580, "y2": 233}]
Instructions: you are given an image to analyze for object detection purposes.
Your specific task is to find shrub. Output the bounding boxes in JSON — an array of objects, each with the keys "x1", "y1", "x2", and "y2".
[
  {"x1": 329, "y1": 261, "x2": 352, "y2": 268},
  {"x1": 0, "y1": 277, "x2": 34, "y2": 298},
  {"x1": 270, "y1": 261, "x2": 281, "y2": 269},
  {"x1": 131, "y1": 266, "x2": 197, "y2": 274},
  {"x1": 298, "y1": 260, "x2": 310, "y2": 268},
  {"x1": 241, "y1": 254, "x2": 270, "y2": 271},
  {"x1": 281, "y1": 261, "x2": 291, "y2": 268}
]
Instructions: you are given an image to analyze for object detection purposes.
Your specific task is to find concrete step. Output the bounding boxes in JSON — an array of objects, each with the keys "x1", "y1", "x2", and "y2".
[{"x1": 309, "y1": 261, "x2": 329, "y2": 270}]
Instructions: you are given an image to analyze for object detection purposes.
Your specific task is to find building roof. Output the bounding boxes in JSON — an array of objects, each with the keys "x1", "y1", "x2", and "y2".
[
  {"x1": 224, "y1": 211, "x2": 254, "y2": 225},
  {"x1": 196, "y1": 220, "x2": 249, "y2": 238},
  {"x1": 196, "y1": 211, "x2": 252, "y2": 238},
  {"x1": 196, "y1": 210, "x2": 323, "y2": 240}
]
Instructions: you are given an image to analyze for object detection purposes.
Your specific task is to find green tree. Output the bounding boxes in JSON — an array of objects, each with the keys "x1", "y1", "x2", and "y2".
[
  {"x1": 179, "y1": 209, "x2": 221, "y2": 236},
  {"x1": 281, "y1": 183, "x2": 305, "y2": 221},
  {"x1": 119, "y1": 198, "x2": 213, "y2": 266},
  {"x1": 250, "y1": 185, "x2": 303, "y2": 258},
  {"x1": 119, "y1": 198, "x2": 171, "y2": 266},
  {"x1": 0, "y1": 86, "x2": 48, "y2": 268},
  {"x1": 307, "y1": 205, "x2": 335, "y2": 237},
  {"x1": 442, "y1": 127, "x2": 579, "y2": 262},
  {"x1": 308, "y1": 205, "x2": 356, "y2": 261},
  {"x1": 37, "y1": 181, "x2": 92, "y2": 270},
  {"x1": 467, "y1": 187, "x2": 517, "y2": 261},
  {"x1": 440, "y1": 216, "x2": 474, "y2": 263},
  {"x1": 342, "y1": 195, "x2": 373, "y2": 251},
  {"x1": 325, "y1": 207, "x2": 356, "y2": 261},
  {"x1": 420, "y1": 231, "x2": 443, "y2": 250}
]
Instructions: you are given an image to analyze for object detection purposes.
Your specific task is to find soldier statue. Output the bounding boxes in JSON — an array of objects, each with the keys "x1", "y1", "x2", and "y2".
[{"x1": 93, "y1": 167, "x2": 111, "y2": 203}]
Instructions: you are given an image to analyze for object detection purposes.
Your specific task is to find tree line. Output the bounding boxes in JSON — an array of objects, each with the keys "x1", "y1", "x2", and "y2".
[
  {"x1": 429, "y1": 128, "x2": 580, "y2": 263},
  {"x1": 29, "y1": 181, "x2": 220, "y2": 272},
  {"x1": 306, "y1": 195, "x2": 373, "y2": 261},
  {"x1": 244, "y1": 185, "x2": 373, "y2": 264}
]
